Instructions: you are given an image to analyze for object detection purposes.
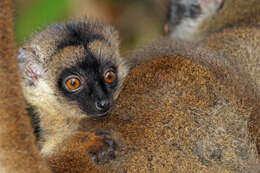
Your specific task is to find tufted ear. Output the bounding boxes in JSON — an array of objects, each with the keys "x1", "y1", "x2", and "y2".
[
  {"x1": 103, "y1": 26, "x2": 120, "y2": 49},
  {"x1": 17, "y1": 47, "x2": 44, "y2": 85}
]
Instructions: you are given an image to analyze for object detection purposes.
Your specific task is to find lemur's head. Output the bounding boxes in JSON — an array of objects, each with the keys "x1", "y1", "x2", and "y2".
[{"x1": 18, "y1": 18, "x2": 129, "y2": 119}]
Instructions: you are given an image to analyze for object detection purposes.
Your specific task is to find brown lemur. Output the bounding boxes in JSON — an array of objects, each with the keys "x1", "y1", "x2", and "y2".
[
  {"x1": 49, "y1": 37, "x2": 260, "y2": 173},
  {"x1": 17, "y1": 18, "x2": 128, "y2": 157},
  {"x1": 2, "y1": 0, "x2": 260, "y2": 172},
  {"x1": 47, "y1": 1, "x2": 260, "y2": 173},
  {"x1": 1, "y1": 0, "x2": 125, "y2": 171},
  {"x1": 166, "y1": 0, "x2": 260, "y2": 41},
  {"x1": 0, "y1": 0, "x2": 51, "y2": 172}
]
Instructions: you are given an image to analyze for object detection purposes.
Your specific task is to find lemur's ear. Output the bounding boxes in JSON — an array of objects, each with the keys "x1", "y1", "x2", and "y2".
[{"x1": 17, "y1": 47, "x2": 44, "y2": 85}]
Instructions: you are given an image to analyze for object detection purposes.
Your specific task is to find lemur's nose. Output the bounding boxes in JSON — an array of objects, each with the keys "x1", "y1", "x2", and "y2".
[{"x1": 95, "y1": 100, "x2": 110, "y2": 112}]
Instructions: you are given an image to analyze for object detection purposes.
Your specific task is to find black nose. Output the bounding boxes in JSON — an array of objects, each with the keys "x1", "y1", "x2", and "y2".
[{"x1": 95, "y1": 100, "x2": 110, "y2": 112}]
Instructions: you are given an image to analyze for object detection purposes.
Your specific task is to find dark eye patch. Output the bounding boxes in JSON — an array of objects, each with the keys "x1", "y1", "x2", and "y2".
[{"x1": 57, "y1": 54, "x2": 119, "y2": 117}]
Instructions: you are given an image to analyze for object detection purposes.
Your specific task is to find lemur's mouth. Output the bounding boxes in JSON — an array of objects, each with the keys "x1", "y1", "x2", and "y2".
[
  {"x1": 90, "y1": 113, "x2": 111, "y2": 120},
  {"x1": 88, "y1": 108, "x2": 112, "y2": 120},
  {"x1": 95, "y1": 112, "x2": 109, "y2": 117}
]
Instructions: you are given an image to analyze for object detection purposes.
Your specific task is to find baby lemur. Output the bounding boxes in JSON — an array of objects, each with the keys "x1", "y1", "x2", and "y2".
[{"x1": 18, "y1": 18, "x2": 129, "y2": 156}]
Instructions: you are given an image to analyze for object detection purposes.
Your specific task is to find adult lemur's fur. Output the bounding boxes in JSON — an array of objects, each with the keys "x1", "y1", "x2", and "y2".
[
  {"x1": 49, "y1": 1, "x2": 260, "y2": 172},
  {"x1": 0, "y1": 0, "x2": 51, "y2": 172},
  {"x1": 1, "y1": 0, "x2": 260, "y2": 172}
]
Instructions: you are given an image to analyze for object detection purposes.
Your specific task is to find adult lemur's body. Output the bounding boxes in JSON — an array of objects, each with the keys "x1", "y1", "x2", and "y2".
[
  {"x1": 49, "y1": 1, "x2": 260, "y2": 172},
  {"x1": 0, "y1": 0, "x2": 51, "y2": 172},
  {"x1": 18, "y1": 19, "x2": 128, "y2": 156}
]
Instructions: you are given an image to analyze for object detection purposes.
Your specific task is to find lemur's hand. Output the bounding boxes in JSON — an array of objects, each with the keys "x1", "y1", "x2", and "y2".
[
  {"x1": 48, "y1": 130, "x2": 117, "y2": 173},
  {"x1": 88, "y1": 130, "x2": 117, "y2": 164}
]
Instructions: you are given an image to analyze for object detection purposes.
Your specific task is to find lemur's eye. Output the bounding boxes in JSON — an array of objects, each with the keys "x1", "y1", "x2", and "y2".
[
  {"x1": 104, "y1": 71, "x2": 116, "y2": 84},
  {"x1": 64, "y1": 76, "x2": 82, "y2": 92}
]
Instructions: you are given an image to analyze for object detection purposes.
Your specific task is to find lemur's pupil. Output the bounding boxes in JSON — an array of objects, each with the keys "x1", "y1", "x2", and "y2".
[{"x1": 71, "y1": 79, "x2": 75, "y2": 86}]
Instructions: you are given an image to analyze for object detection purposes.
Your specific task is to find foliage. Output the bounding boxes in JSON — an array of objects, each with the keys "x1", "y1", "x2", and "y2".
[{"x1": 15, "y1": 0, "x2": 70, "y2": 44}]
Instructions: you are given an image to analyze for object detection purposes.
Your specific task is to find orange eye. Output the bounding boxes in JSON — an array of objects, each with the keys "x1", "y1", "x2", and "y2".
[
  {"x1": 104, "y1": 71, "x2": 116, "y2": 84},
  {"x1": 65, "y1": 76, "x2": 81, "y2": 92}
]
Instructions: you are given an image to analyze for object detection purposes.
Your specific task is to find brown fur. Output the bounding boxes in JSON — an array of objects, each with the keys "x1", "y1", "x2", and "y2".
[
  {"x1": 1, "y1": 1, "x2": 259, "y2": 172},
  {"x1": 49, "y1": 36, "x2": 260, "y2": 172},
  {"x1": 199, "y1": 0, "x2": 260, "y2": 37},
  {"x1": 201, "y1": 25, "x2": 260, "y2": 156},
  {"x1": 47, "y1": 1, "x2": 260, "y2": 172},
  {"x1": 0, "y1": 0, "x2": 51, "y2": 172},
  {"x1": 48, "y1": 131, "x2": 108, "y2": 173}
]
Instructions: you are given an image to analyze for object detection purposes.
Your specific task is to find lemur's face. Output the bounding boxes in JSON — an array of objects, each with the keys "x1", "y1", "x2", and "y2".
[
  {"x1": 18, "y1": 21, "x2": 128, "y2": 119},
  {"x1": 58, "y1": 52, "x2": 119, "y2": 118},
  {"x1": 48, "y1": 22, "x2": 129, "y2": 119},
  {"x1": 51, "y1": 32, "x2": 128, "y2": 119}
]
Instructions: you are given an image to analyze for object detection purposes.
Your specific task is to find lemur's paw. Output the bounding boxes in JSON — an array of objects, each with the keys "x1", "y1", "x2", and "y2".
[{"x1": 88, "y1": 130, "x2": 117, "y2": 164}]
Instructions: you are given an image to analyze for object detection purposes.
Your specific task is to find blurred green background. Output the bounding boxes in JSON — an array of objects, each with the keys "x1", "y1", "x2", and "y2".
[{"x1": 14, "y1": 0, "x2": 167, "y2": 51}]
